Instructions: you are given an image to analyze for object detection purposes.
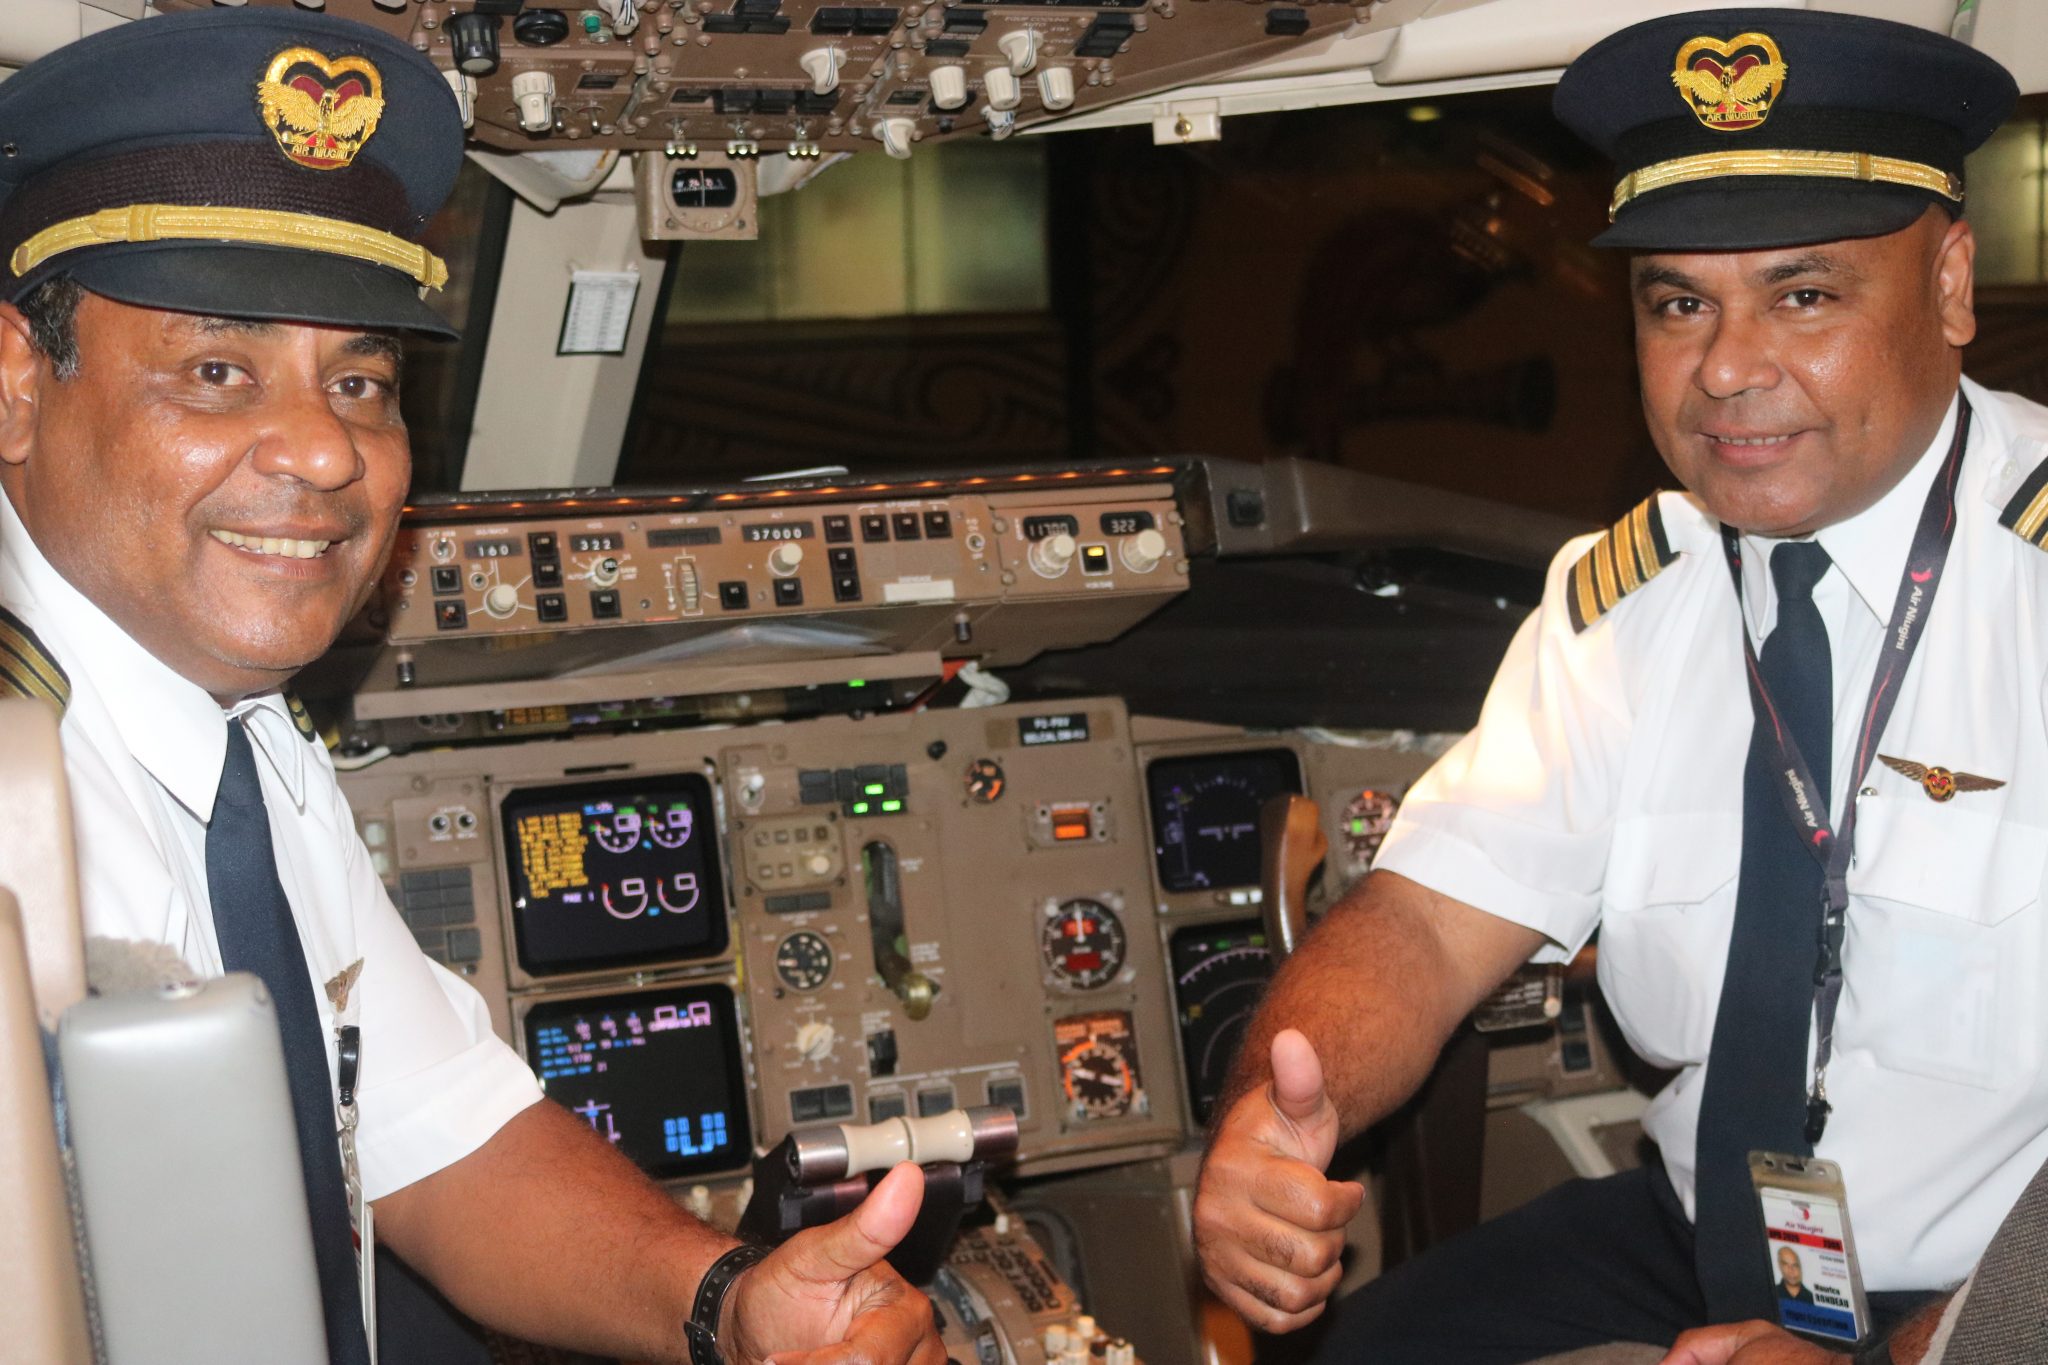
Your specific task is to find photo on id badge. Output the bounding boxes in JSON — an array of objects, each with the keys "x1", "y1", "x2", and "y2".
[{"x1": 1750, "y1": 1153, "x2": 1869, "y2": 1345}]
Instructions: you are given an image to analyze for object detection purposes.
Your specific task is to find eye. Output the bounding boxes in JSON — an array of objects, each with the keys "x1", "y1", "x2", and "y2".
[
  {"x1": 333, "y1": 373, "x2": 395, "y2": 401},
  {"x1": 196, "y1": 360, "x2": 249, "y2": 385},
  {"x1": 1654, "y1": 295, "x2": 1708, "y2": 318},
  {"x1": 1782, "y1": 287, "x2": 1829, "y2": 309}
]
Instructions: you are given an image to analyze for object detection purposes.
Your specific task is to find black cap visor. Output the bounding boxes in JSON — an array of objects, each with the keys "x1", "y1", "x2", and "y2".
[
  {"x1": 61, "y1": 240, "x2": 459, "y2": 340},
  {"x1": 1594, "y1": 178, "x2": 1952, "y2": 252}
]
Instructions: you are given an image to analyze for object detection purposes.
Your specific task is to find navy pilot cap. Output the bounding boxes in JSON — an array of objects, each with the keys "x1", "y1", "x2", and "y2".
[
  {"x1": 1554, "y1": 9, "x2": 2019, "y2": 251},
  {"x1": 0, "y1": 8, "x2": 464, "y2": 337}
]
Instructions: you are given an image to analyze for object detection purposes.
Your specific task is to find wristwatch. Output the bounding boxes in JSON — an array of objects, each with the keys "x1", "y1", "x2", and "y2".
[{"x1": 684, "y1": 1243, "x2": 769, "y2": 1365}]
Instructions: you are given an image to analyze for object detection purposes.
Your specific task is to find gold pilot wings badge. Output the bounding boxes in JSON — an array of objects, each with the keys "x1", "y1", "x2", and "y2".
[
  {"x1": 257, "y1": 47, "x2": 385, "y2": 171},
  {"x1": 1567, "y1": 495, "x2": 1679, "y2": 634},
  {"x1": 1877, "y1": 755, "x2": 2005, "y2": 804}
]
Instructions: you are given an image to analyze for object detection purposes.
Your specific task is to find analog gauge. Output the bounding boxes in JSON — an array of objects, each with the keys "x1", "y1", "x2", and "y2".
[
  {"x1": 591, "y1": 806, "x2": 643, "y2": 855},
  {"x1": 965, "y1": 758, "x2": 1006, "y2": 804},
  {"x1": 1040, "y1": 898, "x2": 1127, "y2": 990},
  {"x1": 1054, "y1": 1010, "x2": 1142, "y2": 1120},
  {"x1": 647, "y1": 803, "x2": 695, "y2": 849},
  {"x1": 775, "y1": 931, "x2": 835, "y2": 991},
  {"x1": 1341, "y1": 789, "x2": 1402, "y2": 873},
  {"x1": 601, "y1": 876, "x2": 650, "y2": 920}
]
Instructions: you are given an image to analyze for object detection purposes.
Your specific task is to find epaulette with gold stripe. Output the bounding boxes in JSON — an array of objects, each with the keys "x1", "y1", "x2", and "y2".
[
  {"x1": 1998, "y1": 456, "x2": 2048, "y2": 549},
  {"x1": 1566, "y1": 495, "x2": 1678, "y2": 634},
  {"x1": 283, "y1": 690, "x2": 320, "y2": 743},
  {"x1": 0, "y1": 605, "x2": 70, "y2": 712}
]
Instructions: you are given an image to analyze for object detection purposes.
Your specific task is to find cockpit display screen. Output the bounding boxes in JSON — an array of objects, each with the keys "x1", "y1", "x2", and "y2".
[
  {"x1": 501, "y1": 774, "x2": 728, "y2": 977},
  {"x1": 1146, "y1": 749, "x2": 1302, "y2": 893},
  {"x1": 523, "y1": 982, "x2": 752, "y2": 1181}
]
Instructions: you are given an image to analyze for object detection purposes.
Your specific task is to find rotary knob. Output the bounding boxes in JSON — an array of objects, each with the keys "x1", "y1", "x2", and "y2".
[
  {"x1": 768, "y1": 542, "x2": 805, "y2": 576},
  {"x1": 929, "y1": 64, "x2": 969, "y2": 111},
  {"x1": 1119, "y1": 528, "x2": 1168, "y2": 573},
  {"x1": 482, "y1": 583, "x2": 521, "y2": 618},
  {"x1": 510, "y1": 70, "x2": 556, "y2": 133},
  {"x1": 1029, "y1": 531, "x2": 1076, "y2": 578},
  {"x1": 793, "y1": 1019, "x2": 837, "y2": 1062},
  {"x1": 984, "y1": 66, "x2": 1021, "y2": 112},
  {"x1": 1039, "y1": 66, "x2": 1076, "y2": 111}
]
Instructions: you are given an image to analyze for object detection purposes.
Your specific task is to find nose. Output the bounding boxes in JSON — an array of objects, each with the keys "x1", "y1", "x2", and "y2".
[
  {"x1": 250, "y1": 379, "x2": 364, "y2": 492},
  {"x1": 1694, "y1": 307, "x2": 1780, "y2": 401}
]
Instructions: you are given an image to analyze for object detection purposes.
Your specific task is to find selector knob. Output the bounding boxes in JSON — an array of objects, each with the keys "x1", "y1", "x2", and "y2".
[
  {"x1": 768, "y1": 542, "x2": 805, "y2": 576},
  {"x1": 590, "y1": 555, "x2": 622, "y2": 587},
  {"x1": 447, "y1": 11, "x2": 502, "y2": 74},
  {"x1": 1039, "y1": 66, "x2": 1076, "y2": 111},
  {"x1": 482, "y1": 583, "x2": 521, "y2": 618},
  {"x1": 1029, "y1": 531, "x2": 1076, "y2": 578},
  {"x1": 794, "y1": 1020, "x2": 837, "y2": 1062},
  {"x1": 998, "y1": 28, "x2": 1041, "y2": 75},
  {"x1": 803, "y1": 851, "x2": 833, "y2": 878},
  {"x1": 929, "y1": 64, "x2": 968, "y2": 111},
  {"x1": 984, "y1": 66, "x2": 1021, "y2": 112},
  {"x1": 1119, "y1": 527, "x2": 1168, "y2": 573},
  {"x1": 876, "y1": 117, "x2": 917, "y2": 159},
  {"x1": 800, "y1": 45, "x2": 844, "y2": 95},
  {"x1": 511, "y1": 70, "x2": 556, "y2": 132}
]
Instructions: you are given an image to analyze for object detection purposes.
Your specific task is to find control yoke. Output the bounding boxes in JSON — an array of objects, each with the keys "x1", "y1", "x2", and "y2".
[{"x1": 737, "y1": 1105, "x2": 1019, "y2": 1286}]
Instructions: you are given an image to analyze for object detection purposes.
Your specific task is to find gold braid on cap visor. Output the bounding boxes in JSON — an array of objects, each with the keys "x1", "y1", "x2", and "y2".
[
  {"x1": 1610, "y1": 149, "x2": 1963, "y2": 221},
  {"x1": 8, "y1": 204, "x2": 448, "y2": 289}
]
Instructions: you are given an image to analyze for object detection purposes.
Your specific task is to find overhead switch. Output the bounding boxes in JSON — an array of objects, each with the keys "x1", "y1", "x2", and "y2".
[
  {"x1": 876, "y1": 117, "x2": 916, "y2": 159},
  {"x1": 984, "y1": 66, "x2": 1020, "y2": 112},
  {"x1": 446, "y1": 11, "x2": 502, "y2": 74},
  {"x1": 1039, "y1": 66, "x2": 1075, "y2": 111},
  {"x1": 799, "y1": 45, "x2": 844, "y2": 95},
  {"x1": 997, "y1": 28, "x2": 1040, "y2": 75},
  {"x1": 929, "y1": 64, "x2": 969, "y2": 111},
  {"x1": 441, "y1": 69, "x2": 477, "y2": 129},
  {"x1": 511, "y1": 70, "x2": 556, "y2": 132}
]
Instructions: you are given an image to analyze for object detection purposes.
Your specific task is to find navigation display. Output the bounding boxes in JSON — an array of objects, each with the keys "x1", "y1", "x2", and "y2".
[
  {"x1": 1170, "y1": 920, "x2": 1273, "y2": 1125},
  {"x1": 1146, "y1": 749, "x2": 1302, "y2": 893},
  {"x1": 500, "y1": 774, "x2": 728, "y2": 977},
  {"x1": 523, "y1": 983, "x2": 752, "y2": 1181}
]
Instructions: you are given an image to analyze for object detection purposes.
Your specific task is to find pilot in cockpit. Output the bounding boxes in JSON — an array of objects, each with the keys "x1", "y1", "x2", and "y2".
[
  {"x1": 0, "y1": 11, "x2": 944, "y2": 1364},
  {"x1": 1194, "y1": 11, "x2": 2048, "y2": 1365}
]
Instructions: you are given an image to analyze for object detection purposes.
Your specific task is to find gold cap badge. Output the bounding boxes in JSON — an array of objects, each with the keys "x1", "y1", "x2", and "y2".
[
  {"x1": 1671, "y1": 32, "x2": 1787, "y2": 133},
  {"x1": 257, "y1": 47, "x2": 385, "y2": 171}
]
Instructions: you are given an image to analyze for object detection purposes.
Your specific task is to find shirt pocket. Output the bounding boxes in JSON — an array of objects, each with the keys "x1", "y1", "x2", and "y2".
[
  {"x1": 1596, "y1": 813, "x2": 1741, "y2": 1070},
  {"x1": 1843, "y1": 802, "x2": 2045, "y2": 1091}
]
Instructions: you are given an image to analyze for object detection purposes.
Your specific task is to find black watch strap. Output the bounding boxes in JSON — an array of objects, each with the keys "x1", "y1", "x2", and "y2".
[
  {"x1": 1852, "y1": 1339, "x2": 1895, "y2": 1365},
  {"x1": 685, "y1": 1243, "x2": 769, "y2": 1365}
]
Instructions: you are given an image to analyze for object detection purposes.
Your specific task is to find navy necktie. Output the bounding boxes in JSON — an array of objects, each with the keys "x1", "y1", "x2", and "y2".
[
  {"x1": 208, "y1": 719, "x2": 371, "y2": 1365},
  {"x1": 1693, "y1": 541, "x2": 1835, "y2": 1322}
]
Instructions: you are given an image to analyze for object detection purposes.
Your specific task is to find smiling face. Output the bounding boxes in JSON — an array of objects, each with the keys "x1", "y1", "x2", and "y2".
[
  {"x1": 1632, "y1": 208, "x2": 1978, "y2": 537},
  {"x1": 0, "y1": 291, "x2": 409, "y2": 700}
]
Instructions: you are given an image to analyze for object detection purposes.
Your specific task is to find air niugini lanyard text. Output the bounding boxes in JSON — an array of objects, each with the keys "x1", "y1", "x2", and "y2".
[{"x1": 1716, "y1": 396, "x2": 1971, "y2": 1143}]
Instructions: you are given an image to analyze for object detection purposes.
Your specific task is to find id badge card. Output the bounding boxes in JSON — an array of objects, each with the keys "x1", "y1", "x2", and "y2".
[{"x1": 1749, "y1": 1153, "x2": 1870, "y2": 1346}]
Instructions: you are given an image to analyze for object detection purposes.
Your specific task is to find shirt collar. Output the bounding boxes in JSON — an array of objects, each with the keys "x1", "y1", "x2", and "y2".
[
  {"x1": 0, "y1": 488, "x2": 308, "y2": 818},
  {"x1": 1741, "y1": 393, "x2": 1962, "y2": 627}
]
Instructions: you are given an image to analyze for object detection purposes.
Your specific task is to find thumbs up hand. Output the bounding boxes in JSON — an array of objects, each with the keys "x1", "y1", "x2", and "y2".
[
  {"x1": 723, "y1": 1163, "x2": 948, "y2": 1365},
  {"x1": 1192, "y1": 1030, "x2": 1366, "y2": 1334}
]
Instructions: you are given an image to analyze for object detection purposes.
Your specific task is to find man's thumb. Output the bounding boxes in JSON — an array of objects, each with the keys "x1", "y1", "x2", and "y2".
[
  {"x1": 1268, "y1": 1028, "x2": 1332, "y2": 1130},
  {"x1": 785, "y1": 1162, "x2": 926, "y2": 1282}
]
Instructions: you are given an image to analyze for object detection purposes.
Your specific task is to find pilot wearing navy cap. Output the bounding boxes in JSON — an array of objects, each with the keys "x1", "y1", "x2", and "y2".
[
  {"x1": 1194, "y1": 11, "x2": 2048, "y2": 1365},
  {"x1": 0, "y1": 11, "x2": 945, "y2": 1365}
]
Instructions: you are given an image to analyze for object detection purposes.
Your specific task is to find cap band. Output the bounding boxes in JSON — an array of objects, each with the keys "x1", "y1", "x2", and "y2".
[
  {"x1": 1611, "y1": 148, "x2": 1962, "y2": 221},
  {"x1": 9, "y1": 204, "x2": 448, "y2": 289}
]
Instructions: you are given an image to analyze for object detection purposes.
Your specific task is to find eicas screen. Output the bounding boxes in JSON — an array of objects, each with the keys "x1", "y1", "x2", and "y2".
[
  {"x1": 1146, "y1": 748, "x2": 1303, "y2": 893},
  {"x1": 501, "y1": 773, "x2": 728, "y2": 977},
  {"x1": 523, "y1": 982, "x2": 753, "y2": 1181}
]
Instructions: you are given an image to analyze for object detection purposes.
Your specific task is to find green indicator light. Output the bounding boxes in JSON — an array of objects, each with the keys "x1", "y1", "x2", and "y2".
[
  {"x1": 582, "y1": 12, "x2": 601, "y2": 32},
  {"x1": 865, "y1": 783, "x2": 886, "y2": 796},
  {"x1": 852, "y1": 802, "x2": 871, "y2": 815},
  {"x1": 848, "y1": 679, "x2": 867, "y2": 689},
  {"x1": 881, "y1": 800, "x2": 903, "y2": 813},
  {"x1": 1350, "y1": 820, "x2": 1368, "y2": 835}
]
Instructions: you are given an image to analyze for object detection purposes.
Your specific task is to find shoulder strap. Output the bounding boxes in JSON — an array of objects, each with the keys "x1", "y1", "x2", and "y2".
[
  {"x1": 1998, "y1": 453, "x2": 2048, "y2": 549},
  {"x1": 282, "y1": 690, "x2": 320, "y2": 743},
  {"x1": 1566, "y1": 494, "x2": 1678, "y2": 634},
  {"x1": 0, "y1": 605, "x2": 69, "y2": 712}
]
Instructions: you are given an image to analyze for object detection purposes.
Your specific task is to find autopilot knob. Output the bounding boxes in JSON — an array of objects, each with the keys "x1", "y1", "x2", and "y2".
[
  {"x1": 482, "y1": 583, "x2": 521, "y2": 618},
  {"x1": 768, "y1": 542, "x2": 805, "y2": 576},
  {"x1": 1029, "y1": 531, "x2": 1076, "y2": 578},
  {"x1": 794, "y1": 1019, "x2": 837, "y2": 1062},
  {"x1": 929, "y1": 64, "x2": 969, "y2": 111},
  {"x1": 1119, "y1": 528, "x2": 1167, "y2": 573}
]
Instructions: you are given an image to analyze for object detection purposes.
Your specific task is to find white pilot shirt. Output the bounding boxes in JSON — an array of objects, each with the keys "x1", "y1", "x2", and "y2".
[
  {"x1": 0, "y1": 488, "x2": 541, "y2": 1202},
  {"x1": 1376, "y1": 376, "x2": 2048, "y2": 1292}
]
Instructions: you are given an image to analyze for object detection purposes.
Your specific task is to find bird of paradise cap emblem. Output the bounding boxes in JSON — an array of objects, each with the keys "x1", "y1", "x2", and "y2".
[
  {"x1": 1671, "y1": 32, "x2": 1787, "y2": 132},
  {"x1": 256, "y1": 47, "x2": 385, "y2": 170}
]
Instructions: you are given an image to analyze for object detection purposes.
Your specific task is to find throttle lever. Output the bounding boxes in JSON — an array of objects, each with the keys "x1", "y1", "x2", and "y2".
[
  {"x1": 863, "y1": 840, "x2": 938, "y2": 1019},
  {"x1": 1259, "y1": 794, "x2": 1326, "y2": 962}
]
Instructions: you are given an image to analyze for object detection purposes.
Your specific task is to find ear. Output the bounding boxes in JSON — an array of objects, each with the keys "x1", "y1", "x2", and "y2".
[
  {"x1": 1932, "y1": 214, "x2": 1977, "y2": 349},
  {"x1": 0, "y1": 302, "x2": 44, "y2": 471}
]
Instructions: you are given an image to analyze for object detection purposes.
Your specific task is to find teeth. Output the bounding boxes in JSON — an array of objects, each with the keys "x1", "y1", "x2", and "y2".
[
  {"x1": 1717, "y1": 434, "x2": 1791, "y2": 447},
  {"x1": 209, "y1": 529, "x2": 331, "y2": 559}
]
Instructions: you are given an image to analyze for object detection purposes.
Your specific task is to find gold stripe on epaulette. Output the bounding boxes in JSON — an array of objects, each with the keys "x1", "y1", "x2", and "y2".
[
  {"x1": 2000, "y1": 457, "x2": 2048, "y2": 549},
  {"x1": 0, "y1": 606, "x2": 70, "y2": 712},
  {"x1": 1566, "y1": 495, "x2": 1678, "y2": 634},
  {"x1": 283, "y1": 690, "x2": 320, "y2": 743}
]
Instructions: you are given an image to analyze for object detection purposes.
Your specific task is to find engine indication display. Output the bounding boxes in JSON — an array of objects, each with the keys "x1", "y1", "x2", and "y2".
[
  {"x1": 1169, "y1": 921, "x2": 1274, "y2": 1125},
  {"x1": 1342, "y1": 789, "x2": 1403, "y2": 874},
  {"x1": 501, "y1": 773, "x2": 728, "y2": 977},
  {"x1": 775, "y1": 931, "x2": 835, "y2": 992},
  {"x1": 1040, "y1": 898, "x2": 1127, "y2": 990},
  {"x1": 1054, "y1": 1010, "x2": 1143, "y2": 1121},
  {"x1": 1146, "y1": 749, "x2": 1303, "y2": 893}
]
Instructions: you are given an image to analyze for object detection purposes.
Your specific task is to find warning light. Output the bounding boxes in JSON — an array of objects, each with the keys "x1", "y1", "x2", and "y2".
[
  {"x1": 1051, "y1": 803, "x2": 1093, "y2": 842},
  {"x1": 849, "y1": 679, "x2": 867, "y2": 689}
]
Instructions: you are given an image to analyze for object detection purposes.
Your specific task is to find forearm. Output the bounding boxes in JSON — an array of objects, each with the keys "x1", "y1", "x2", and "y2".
[
  {"x1": 1218, "y1": 869, "x2": 1535, "y2": 1137},
  {"x1": 1879, "y1": 1294, "x2": 1949, "y2": 1365},
  {"x1": 373, "y1": 1099, "x2": 731, "y2": 1363}
]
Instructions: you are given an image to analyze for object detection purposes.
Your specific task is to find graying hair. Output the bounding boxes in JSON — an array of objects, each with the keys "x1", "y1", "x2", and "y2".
[{"x1": 17, "y1": 275, "x2": 83, "y2": 380}]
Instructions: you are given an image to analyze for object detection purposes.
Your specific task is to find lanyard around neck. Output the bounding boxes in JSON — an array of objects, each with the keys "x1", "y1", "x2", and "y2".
[{"x1": 1715, "y1": 395, "x2": 1972, "y2": 1143}]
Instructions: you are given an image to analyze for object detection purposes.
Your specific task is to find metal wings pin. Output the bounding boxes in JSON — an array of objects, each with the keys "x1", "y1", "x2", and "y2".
[
  {"x1": 325, "y1": 958, "x2": 365, "y2": 1014},
  {"x1": 1877, "y1": 754, "x2": 2006, "y2": 803}
]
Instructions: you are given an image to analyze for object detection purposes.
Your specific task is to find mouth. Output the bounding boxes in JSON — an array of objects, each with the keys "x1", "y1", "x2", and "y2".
[
  {"x1": 208, "y1": 529, "x2": 335, "y2": 560},
  {"x1": 1699, "y1": 428, "x2": 1809, "y2": 466}
]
